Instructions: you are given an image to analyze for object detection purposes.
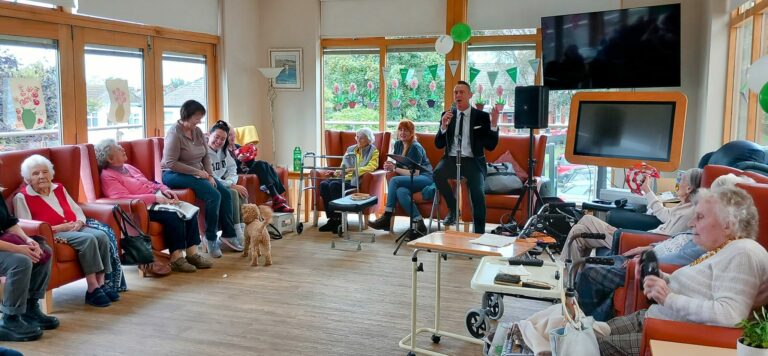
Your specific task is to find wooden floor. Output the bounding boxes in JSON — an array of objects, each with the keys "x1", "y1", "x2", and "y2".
[{"x1": 7, "y1": 218, "x2": 550, "y2": 356}]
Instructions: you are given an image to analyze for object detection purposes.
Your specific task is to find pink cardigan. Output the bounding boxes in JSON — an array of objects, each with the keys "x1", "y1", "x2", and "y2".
[{"x1": 100, "y1": 165, "x2": 170, "y2": 206}]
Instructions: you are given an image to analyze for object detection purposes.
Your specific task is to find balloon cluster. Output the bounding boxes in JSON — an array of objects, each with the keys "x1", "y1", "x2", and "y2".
[
  {"x1": 747, "y1": 56, "x2": 768, "y2": 112},
  {"x1": 236, "y1": 143, "x2": 258, "y2": 163},
  {"x1": 625, "y1": 162, "x2": 660, "y2": 195},
  {"x1": 434, "y1": 23, "x2": 472, "y2": 54}
]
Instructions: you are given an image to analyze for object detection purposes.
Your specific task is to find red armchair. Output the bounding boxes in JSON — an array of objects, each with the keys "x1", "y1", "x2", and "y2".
[
  {"x1": 311, "y1": 130, "x2": 391, "y2": 226},
  {"x1": 460, "y1": 134, "x2": 548, "y2": 230},
  {"x1": 0, "y1": 146, "x2": 121, "y2": 312}
]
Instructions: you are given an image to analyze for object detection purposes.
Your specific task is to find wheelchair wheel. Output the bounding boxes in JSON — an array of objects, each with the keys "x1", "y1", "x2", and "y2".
[
  {"x1": 268, "y1": 224, "x2": 282, "y2": 240},
  {"x1": 465, "y1": 309, "x2": 490, "y2": 339},
  {"x1": 482, "y1": 292, "x2": 504, "y2": 320}
]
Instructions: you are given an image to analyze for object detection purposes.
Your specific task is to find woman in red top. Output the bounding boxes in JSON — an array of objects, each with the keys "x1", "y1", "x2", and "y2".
[{"x1": 13, "y1": 155, "x2": 115, "y2": 308}]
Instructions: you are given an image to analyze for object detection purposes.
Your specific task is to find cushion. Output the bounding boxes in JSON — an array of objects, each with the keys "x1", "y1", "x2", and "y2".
[{"x1": 494, "y1": 151, "x2": 528, "y2": 181}]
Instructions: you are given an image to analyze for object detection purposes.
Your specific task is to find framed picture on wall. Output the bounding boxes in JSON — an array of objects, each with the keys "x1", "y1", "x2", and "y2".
[{"x1": 269, "y1": 48, "x2": 303, "y2": 90}]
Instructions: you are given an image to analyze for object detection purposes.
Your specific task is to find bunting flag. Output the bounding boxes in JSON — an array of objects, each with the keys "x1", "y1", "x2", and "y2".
[
  {"x1": 506, "y1": 67, "x2": 518, "y2": 84},
  {"x1": 427, "y1": 64, "x2": 439, "y2": 80},
  {"x1": 448, "y1": 60, "x2": 459, "y2": 76},
  {"x1": 529, "y1": 58, "x2": 541, "y2": 74},
  {"x1": 400, "y1": 68, "x2": 409, "y2": 84},
  {"x1": 469, "y1": 67, "x2": 481, "y2": 84},
  {"x1": 487, "y1": 71, "x2": 499, "y2": 87}
]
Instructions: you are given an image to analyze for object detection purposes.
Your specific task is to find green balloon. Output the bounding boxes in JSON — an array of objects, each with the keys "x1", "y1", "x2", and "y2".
[
  {"x1": 761, "y1": 82, "x2": 768, "y2": 113},
  {"x1": 451, "y1": 23, "x2": 472, "y2": 43}
]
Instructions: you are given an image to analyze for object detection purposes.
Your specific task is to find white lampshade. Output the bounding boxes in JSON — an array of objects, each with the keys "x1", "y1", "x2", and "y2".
[{"x1": 258, "y1": 67, "x2": 284, "y2": 79}]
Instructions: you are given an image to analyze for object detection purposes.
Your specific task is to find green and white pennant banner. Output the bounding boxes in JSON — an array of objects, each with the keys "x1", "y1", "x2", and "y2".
[{"x1": 487, "y1": 71, "x2": 499, "y2": 87}]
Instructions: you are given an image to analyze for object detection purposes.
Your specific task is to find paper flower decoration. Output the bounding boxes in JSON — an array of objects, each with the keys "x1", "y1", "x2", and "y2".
[{"x1": 495, "y1": 85, "x2": 506, "y2": 105}]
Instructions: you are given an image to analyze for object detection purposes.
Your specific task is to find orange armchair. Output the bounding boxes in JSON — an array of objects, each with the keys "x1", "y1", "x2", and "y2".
[
  {"x1": 460, "y1": 134, "x2": 548, "y2": 229},
  {"x1": 311, "y1": 130, "x2": 391, "y2": 225},
  {"x1": 0, "y1": 146, "x2": 121, "y2": 312}
]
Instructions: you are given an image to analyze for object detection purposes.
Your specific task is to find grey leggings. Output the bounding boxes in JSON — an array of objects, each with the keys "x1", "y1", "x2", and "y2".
[
  {"x1": 56, "y1": 226, "x2": 112, "y2": 275},
  {"x1": 0, "y1": 239, "x2": 52, "y2": 315}
]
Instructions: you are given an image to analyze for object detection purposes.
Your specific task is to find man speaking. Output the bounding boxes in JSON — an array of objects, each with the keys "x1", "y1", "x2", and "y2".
[{"x1": 434, "y1": 80, "x2": 500, "y2": 233}]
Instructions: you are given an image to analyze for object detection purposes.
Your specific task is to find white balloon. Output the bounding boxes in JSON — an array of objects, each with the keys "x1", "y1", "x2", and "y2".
[
  {"x1": 748, "y1": 55, "x2": 768, "y2": 93},
  {"x1": 435, "y1": 35, "x2": 454, "y2": 55}
]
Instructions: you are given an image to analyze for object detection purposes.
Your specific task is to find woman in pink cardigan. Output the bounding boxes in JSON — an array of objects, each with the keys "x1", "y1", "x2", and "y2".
[{"x1": 94, "y1": 139, "x2": 213, "y2": 273}]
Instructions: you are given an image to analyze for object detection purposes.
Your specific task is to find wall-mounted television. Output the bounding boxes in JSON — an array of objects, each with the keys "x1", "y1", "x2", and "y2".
[
  {"x1": 541, "y1": 3, "x2": 681, "y2": 90},
  {"x1": 564, "y1": 91, "x2": 687, "y2": 171}
]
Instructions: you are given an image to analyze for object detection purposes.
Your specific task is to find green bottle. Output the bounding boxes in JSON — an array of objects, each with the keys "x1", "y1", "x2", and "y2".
[{"x1": 293, "y1": 146, "x2": 302, "y2": 171}]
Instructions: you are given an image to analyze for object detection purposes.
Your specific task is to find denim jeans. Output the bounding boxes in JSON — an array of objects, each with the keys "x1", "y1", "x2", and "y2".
[
  {"x1": 385, "y1": 175, "x2": 433, "y2": 220},
  {"x1": 162, "y1": 171, "x2": 236, "y2": 241}
]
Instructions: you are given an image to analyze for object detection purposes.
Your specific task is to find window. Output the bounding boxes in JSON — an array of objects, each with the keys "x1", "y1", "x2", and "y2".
[
  {"x1": 467, "y1": 44, "x2": 536, "y2": 135},
  {"x1": 4, "y1": 0, "x2": 56, "y2": 8},
  {"x1": 384, "y1": 48, "x2": 444, "y2": 133},
  {"x1": 322, "y1": 48, "x2": 380, "y2": 132},
  {"x1": 83, "y1": 44, "x2": 146, "y2": 143},
  {"x1": 731, "y1": 17, "x2": 753, "y2": 141},
  {"x1": 0, "y1": 34, "x2": 61, "y2": 151},
  {"x1": 162, "y1": 52, "x2": 208, "y2": 131}
]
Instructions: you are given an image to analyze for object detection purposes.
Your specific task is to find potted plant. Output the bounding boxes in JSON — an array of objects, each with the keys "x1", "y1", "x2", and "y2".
[
  {"x1": 427, "y1": 80, "x2": 437, "y2": 108},
  {"x1": 474, "y1": 84, "x2": 486, "y2": 111},
  {"x1": 390, "y1": 79, "x2": 401, "y2": 108},
  {"x1": 408, "y1": 78, "x2": 419, "y2": 106},
  {"x1": 366, "y1": 81, "x2": 376, "y2": 109},
  {"x1": 348, "y1": 83, "x2": 358, "y2": 108},
  {"x1": 737, "y1": 307, "x2": 768, "y2": 356},
  {"x1": 494, "y1": 85, "x2": 506, "y2": 112}
]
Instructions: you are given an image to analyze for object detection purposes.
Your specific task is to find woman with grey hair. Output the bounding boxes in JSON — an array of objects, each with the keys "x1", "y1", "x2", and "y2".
[
  {"x1": 318, "y1": 127, "x2": 379, "y2": 233},
  {"x1": 595, "y1": 185, "x2": 768, "y2": 355},
  {"x1": 94, "y1": 139, "x2": 213, "y2": 273},
  {"x1": 563, "y1": 167, "x2": 703, "y2": 260},
  {"x1": 13, "y1": 155, "x2": 116, "y2": 307}
]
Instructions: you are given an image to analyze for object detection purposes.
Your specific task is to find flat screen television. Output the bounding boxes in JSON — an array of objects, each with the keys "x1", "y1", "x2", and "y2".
[
  {"x1": 564, "y1": 92, "x2": 687, "y2": 171},
  {"x1": 541, "y1": 3, "x2": 681, "y2": 90}
]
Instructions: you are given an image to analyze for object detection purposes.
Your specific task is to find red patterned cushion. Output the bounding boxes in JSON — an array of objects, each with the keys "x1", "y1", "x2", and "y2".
[{"x1": 494, "y1": 151, "x2": 528, "y2": 181}]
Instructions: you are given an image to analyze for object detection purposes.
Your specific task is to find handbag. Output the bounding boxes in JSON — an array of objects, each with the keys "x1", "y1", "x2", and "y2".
[
  {"x1": 0, "y1": 232, "x2": 52, "y2": 265},
  {"x1": 484, "y1": 162, "x2": 523, "y2": 194},
  {"x1": 548, "y1": 289, "x2": 600, "y2": 356},
  {"x1": 111, "y1": 205, "x2": 154, "y2": 265}
]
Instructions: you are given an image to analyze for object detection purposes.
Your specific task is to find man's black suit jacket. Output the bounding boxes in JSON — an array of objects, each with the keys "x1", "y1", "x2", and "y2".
[{"x1": 435, "y1": 107, "x2": 500, "y2": 176}]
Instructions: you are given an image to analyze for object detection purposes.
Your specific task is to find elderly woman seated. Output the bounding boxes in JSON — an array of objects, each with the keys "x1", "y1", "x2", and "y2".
[
  {"x1": 95, "y1": 139, "x2": 213, "y2": 273},
  {"x1": 0, "y1": 173, "x2": 58, "y2": 342},
  {"x1": 13, "y1": 155, "x2": 117, "y2": 308},
  {"x1": 563, "y1": 167, "x2": 703, "y2": 261},
  {"x1": 594, "y1": 185, "x2": 768, "y2": 355},
  {"x1": 318, "y1": 127, "x2": 380, "y2": 233},
  {"x1": 576, "y1": 173, "x2": 755, "y2": 321}
]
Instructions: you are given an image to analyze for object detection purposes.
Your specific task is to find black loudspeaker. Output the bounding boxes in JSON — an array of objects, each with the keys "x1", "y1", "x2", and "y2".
[{"x1": 514, "y1": 86, "x2": 549, "y2": 129}]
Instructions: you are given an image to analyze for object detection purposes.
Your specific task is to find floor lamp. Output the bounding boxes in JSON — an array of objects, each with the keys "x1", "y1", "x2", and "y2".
[{"x1": 258, "y1": 67, "x2": 284, "y2": 162}]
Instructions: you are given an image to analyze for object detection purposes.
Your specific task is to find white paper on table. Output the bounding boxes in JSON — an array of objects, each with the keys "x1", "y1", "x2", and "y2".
[
  {"x1": 470, "y1": 233, "x2": 514, "y2": 248},
  {"x1": 500, "y1": 265, "x2": 531, "y2": 276}
]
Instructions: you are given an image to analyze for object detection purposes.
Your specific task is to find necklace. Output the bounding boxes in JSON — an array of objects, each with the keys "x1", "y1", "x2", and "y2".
[{"x1": 688, "y1": 239, "x2": 734, "y2": 267}]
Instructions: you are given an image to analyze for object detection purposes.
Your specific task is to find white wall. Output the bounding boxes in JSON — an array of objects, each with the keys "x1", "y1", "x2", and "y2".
[
  {"x1": 77, "y1": 0, "x2": 219, "y2": 35},
  {"x1": 221, "y1": 0, "x2": 320, "y2": 167}
]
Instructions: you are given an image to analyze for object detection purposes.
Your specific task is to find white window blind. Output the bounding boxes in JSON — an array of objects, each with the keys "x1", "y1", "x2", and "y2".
[
  {"x1": 320, "y1": 0, "x2": 445, "y2": 38},
  {"x1": 76, "y1": 0, "x2": 219, "y2": 35},
  {"x1": 468, "y1": 0, "x2": 620, "y2": 31}
]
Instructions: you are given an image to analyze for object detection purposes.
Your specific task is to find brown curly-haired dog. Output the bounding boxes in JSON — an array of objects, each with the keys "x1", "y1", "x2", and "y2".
[{"x1": 241, "y1": 204, "x2": 273, "y2": 266}]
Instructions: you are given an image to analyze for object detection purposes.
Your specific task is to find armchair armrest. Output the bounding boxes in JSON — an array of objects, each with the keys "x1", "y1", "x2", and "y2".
[
  {"x1": 617, "y1": 231, "x2": 668, "y2": 254},
  {"x1": 17, "y1": 219, "x2": 54, "y2": 246},
  {"x1": 95, "y1": 198, "x2": 149, "y2": 232},
  {"x1": 78, "y1": 202, "x2": 122, "y2": 247},
  {"x1": 640, "y1": 318, "x2": 740, "y2": 355},
  {"x1": 607, "y1": 209, "x2": 662, "y2": 231},
  {"x1": 171, "y1": 188, "x2": 195, "y2": 203}
]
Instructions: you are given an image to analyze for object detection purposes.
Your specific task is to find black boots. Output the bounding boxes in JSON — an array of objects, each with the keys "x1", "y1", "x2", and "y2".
[
  {"x1": 319, "y1": 217, "x2": 341, "y2": 233},
  {"x1": 21, "y1": 299, "x2": 60, "y2": 330},
  {"x1": 0, "y1": 313, "x2": 42, "y2": 342},
  {"x1": 368, "y1": 212, "x2": 393, "y2": 231}
]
